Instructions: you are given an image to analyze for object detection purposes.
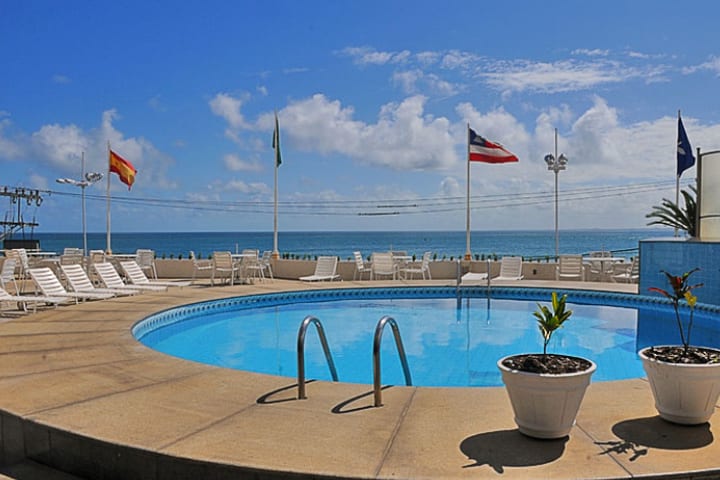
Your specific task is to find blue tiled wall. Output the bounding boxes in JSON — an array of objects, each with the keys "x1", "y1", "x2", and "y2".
[{"x1": 639, "y1": 238, "x2": 720, "y2": 306}]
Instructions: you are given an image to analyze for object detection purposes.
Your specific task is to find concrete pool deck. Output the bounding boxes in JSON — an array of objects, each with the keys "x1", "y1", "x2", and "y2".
[{"x1": 0, "y1": 279, "x2": 719, "y2": 479}]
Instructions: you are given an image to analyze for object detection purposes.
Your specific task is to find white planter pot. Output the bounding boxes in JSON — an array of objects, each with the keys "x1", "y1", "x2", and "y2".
[
  {"x1": 639, "y1": 346, "x2": 720, "y2": 425},
  {"x1": 497, "y1": 355, "x2": 596, "y2": 439}
]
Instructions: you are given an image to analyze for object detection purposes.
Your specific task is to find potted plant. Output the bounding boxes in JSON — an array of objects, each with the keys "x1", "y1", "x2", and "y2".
[
  {"x1": 639, "y1": 268, "x2": 720, "y2": 424},
  {"x1": 497, "y1": 292, "x2": 596, "y2": 439}
]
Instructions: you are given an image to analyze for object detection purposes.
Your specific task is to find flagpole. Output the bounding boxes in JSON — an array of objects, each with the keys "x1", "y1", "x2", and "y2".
[
  {"x1": 105, "y1": 142, "x2": 112, "y2": 254},
  {"x1": 273, "y1": 149, "x2": 279, "y2": 258},
  {"x1": 465, "y1": 123, "x2": 471, "y2": 261},
  {"x1": 696, "y1": 146, "x2": 702, "y2": 239},
  {"x1": 272, "y1": 111, "x2": 280, "y2": 259},
  {"x1": 675, "y1": 110, "x2": 681, "y2": 237}
]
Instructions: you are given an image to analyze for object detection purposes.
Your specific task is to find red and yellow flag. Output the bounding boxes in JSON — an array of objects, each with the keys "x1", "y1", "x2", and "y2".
[{"x1": 109, "y1": 150, "x2": 137, "y2": 190}]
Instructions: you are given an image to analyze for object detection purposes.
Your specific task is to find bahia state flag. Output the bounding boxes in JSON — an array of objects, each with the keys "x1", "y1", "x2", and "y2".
[{"x1": 468, "y1": 128, "x2": 519, "y2": 163}]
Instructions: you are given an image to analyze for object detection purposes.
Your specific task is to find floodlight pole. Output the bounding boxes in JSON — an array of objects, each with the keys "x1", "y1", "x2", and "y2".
[
  {"x1": 544, "y1": 129, "x2": 568, "y2": 261},
  {"x1": 55, "y1": 152, "x2": 104, "y2": 256}
]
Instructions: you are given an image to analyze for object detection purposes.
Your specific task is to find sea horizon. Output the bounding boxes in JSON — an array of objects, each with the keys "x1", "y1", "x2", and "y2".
[{"x1": 10, "y1": 228, "x2": 677, "y2": 261}]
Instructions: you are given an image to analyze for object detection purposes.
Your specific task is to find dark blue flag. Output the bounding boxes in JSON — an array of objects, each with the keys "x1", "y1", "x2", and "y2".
[{"x1": 677, "y1": 115, "x2": 695, "y2": 178}]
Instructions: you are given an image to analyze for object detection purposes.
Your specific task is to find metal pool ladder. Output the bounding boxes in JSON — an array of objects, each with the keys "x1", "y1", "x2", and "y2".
[
  {"x1": 373, "y1": 315, "x2": 412, "y2": 407},
  {"x1": 297, "y1": 315, "x2": 339, "y2": 399}
]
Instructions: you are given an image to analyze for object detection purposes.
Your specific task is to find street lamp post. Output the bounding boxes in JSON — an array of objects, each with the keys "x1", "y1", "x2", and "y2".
[
  {"x1": 56, "y1": 152, "x2": 104, "y2": 256},
  {"x1": 544, "y1": 128, "x2": 569, "y2": 261}
]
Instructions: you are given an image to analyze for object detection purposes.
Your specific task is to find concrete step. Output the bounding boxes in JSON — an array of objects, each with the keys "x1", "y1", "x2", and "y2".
[{"x1": 0, "y1": 460, "x2": 86, "y2": 480}]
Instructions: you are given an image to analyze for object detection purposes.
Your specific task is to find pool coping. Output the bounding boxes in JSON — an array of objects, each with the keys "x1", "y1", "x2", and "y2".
[{"x1": 0, "y1": 278, "x2": 718, "y2": 479}]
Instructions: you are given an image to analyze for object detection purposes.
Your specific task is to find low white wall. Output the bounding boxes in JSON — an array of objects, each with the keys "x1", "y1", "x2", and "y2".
[{"x1": 155, "y1": 258, "x2": 560, "y2": 281}]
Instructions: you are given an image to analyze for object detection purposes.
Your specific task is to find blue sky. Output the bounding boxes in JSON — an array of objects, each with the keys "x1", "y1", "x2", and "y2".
[{"x1": 1, "y1": 0, "x2": 719, "y2": 233}]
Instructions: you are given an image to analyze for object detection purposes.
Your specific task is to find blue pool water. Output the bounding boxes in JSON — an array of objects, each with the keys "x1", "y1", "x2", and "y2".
[{"x1": 134, "y1": 287, "x2": 720, "y2": 388}]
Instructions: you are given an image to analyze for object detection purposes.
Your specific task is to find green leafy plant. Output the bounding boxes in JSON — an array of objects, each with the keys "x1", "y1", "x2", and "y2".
[
  {"x1": 648, "y1": 268, "x2": 703, "y2": 354},
  {"x1": 646, "y1": 185, "x2": 696, "y2": 237},
  {"x1": 533, "y1": 292, "x2": 573, "y2": 355}
]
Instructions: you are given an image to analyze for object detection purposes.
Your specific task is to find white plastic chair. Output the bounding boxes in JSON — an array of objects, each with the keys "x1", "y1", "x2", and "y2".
[
  {"x1": 400, "y1": 251, "x2": 432, "y2": 280},
  {"x1": 5, "y1": 249, "x2": 30, "y2": 280},
  {"x1": 60, "y1": 252, "x2": 84, "y2": 266},
  {"x1": 135, "y1": 249, "x2": 157, "y2": 279},
  {"x1": 239, "y1": 249, "x2": 263, "y2": 282},
  {"x1": 556, "y1": 255, "x2": 584, "y2": 281},
  {"x1": 587, "y1": 251, "x2": 613, "y2": 281},
  {"x1": 190, "y1": 250, "x2": 213, "y2": 283},
  {"x1": 371, "y1": 252, "x2": 396, "y2": 280},
  {"x1": 353, "y1": 251, "x2": 370, "y2": 280},
  {"x1": 249, "y1": 250, "x2": 274, "y2": 282},
  {"x1": 0, "y1": 258, "x2": 20, "y2": 295},
  {"x1": 612, "y1": 257, "x2": 639, "y2": 284},
  {"x1": 211, "y1": 251, "x2": 238, "y2": 286},
  {"x1": 89, "y1": 250, "x2": 106, "y2": 264}
]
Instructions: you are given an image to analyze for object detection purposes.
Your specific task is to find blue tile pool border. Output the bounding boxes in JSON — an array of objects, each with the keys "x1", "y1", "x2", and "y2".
[{"x1": 132, "y1": 286, "x2": 720, "y2": 341}]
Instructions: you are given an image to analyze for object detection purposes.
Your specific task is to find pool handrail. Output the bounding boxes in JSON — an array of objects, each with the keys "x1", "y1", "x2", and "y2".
[
  {"x1": 297, "y1": 315, "x2": 339, "y2": 400},
  {"x1": 373, "y1": 315, "x2": 412, "y2": 407}
]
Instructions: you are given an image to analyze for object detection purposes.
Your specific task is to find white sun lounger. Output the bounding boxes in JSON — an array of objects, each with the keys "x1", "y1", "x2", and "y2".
[
  {"x1": 299, "y1": 256, "x2": 341, "y2": 282},
  {"x1": 460, "y1": 272, "x2": 489, "y2": 284},
  {"x1": 493, "y1": 256, "x2": 524, "y2": 281},
  {"x1": 92, "y1": 263, "x2": 167, "y2": 292},
  {"x1": 28, "y1": 267, "x2": 114, "y2": 303},
  {"x1": 60, "y1": 264, "x2": 140, "y2": 297},
  {"x1": 119, "y1": 260, "x2": 191, "y2": 288},
  {"x1": 0, "y1": 285, "x2": 70, "y2": 315}
]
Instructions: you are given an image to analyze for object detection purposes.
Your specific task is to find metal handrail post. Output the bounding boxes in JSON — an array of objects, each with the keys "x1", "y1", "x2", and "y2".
[
  {"x1": 297, "y1": 315, "x2": 338, "y2": 400},
  {"x1": 373, "y1": 315, "x2": 412, "y2": 407}
]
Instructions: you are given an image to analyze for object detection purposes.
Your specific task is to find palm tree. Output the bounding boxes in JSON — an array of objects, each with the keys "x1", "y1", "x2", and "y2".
[{"x1": 646, "y1": 185, "x2": 697, "y2": 237}]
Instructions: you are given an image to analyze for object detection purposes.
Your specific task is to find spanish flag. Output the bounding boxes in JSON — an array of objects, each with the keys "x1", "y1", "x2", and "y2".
[{"x1": 109, "y1": 150, "x2": 137, "y2": 189}]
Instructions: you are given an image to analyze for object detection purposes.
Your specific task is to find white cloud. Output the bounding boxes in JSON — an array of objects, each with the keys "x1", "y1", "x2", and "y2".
[
  {"x1": 148, "y1": 95, "x2": 166, "y2": 112},
  {"x1": 342, "y1": 46, "x2": 674, "y2": 97},
  {"x1": 572, "y1": 48, "x2": 609, "y2": 57},
  {"x1": 683, "y1": 55, "x2": 720, "y2": 76},
  {"x1": 209, "y1": 92, "x2": 249, "y2": 129},
  {"x1": 340, "y1": 46, "x2": 411, "y2": 65},
  {"x1": 0, "y1": 109, "x2": 177, "y2": 191},
  {"x1": 479, "y1": 59, "x2": 639, "y2": 94},
  {"x1": 52, "y1": 74, "x2": 71, "y2": 84},
  {"x1": 31, "y1": 123, "x2": 88, "y2": 169},
  {"x1": 439, "y1": 176, "x2": 461, "y2": 197},
  {"x1": 275, "y1": 94, "x2": 456, "y2": 171},
  {"x1": 223, "y1": 153, "x2": 263, "y2": 172},
  {"x1": 282, "y1": 67, "x2": 310, "y2": 74},
  {"x1": 28, "y1": 172, "x2": 48, "y2": 190},
  {"x1": 393, "y1": 69, "x2": 461, "y2": 97},
  {"x1": 440, "y1": 50, "x2": 481, "y2": 70},
  {"x1": 221, "y1": 179, "x2": 271, "y2": 195},
  {"x1": 416, "y1": 51, "x2": 440, "y2": 66},
  {"x1": 392, "y1": 70, "x2": 423, "y2": 93},
  {"x1": 0, "y1": 114, "x2": 24, "y2": 159}
]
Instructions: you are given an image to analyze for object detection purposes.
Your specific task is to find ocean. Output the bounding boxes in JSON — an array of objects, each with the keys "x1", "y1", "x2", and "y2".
[{"x1": 16, "y1": 229, "x2": 674, "y2": 260}]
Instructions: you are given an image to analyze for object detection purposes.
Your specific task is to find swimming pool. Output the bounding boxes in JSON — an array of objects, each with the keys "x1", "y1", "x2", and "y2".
[{"x1": 134, "y1": 287, "x2": 720, "y2": 388}]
